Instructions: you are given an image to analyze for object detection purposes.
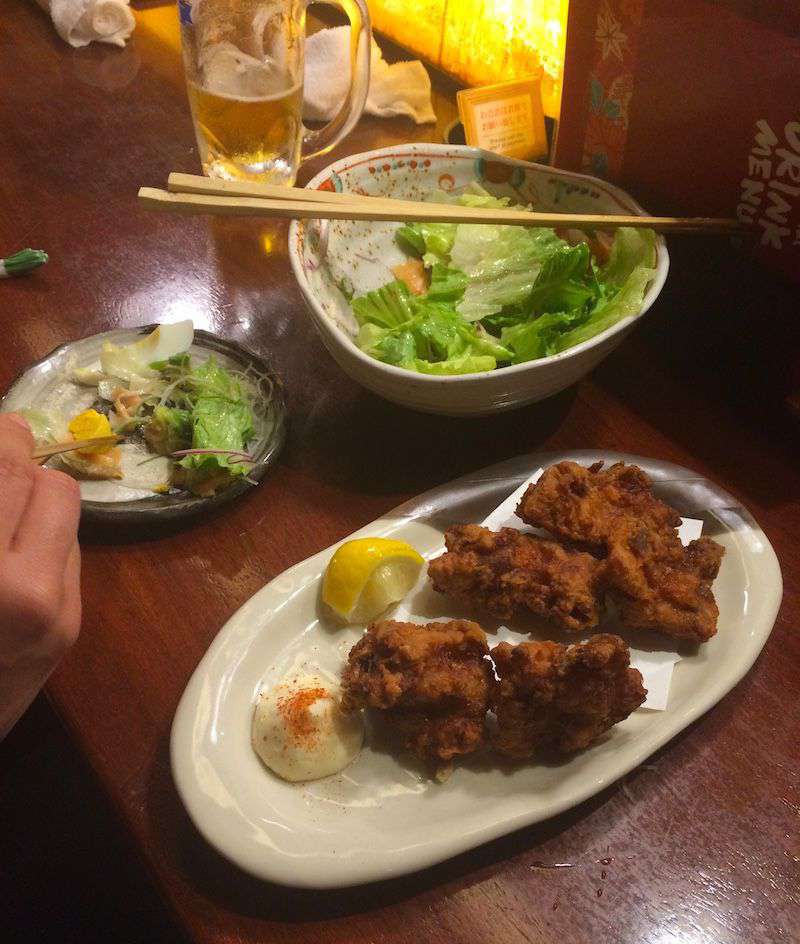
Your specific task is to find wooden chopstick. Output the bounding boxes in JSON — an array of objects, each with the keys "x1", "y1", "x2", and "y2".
[
  {"x1": 32, "y1": 436, "x2": 120, "y2": 460},
  {"x1": 161, "y1": 173, "x2": 745, "y2": 233},
  {"x1": 167, "y1": 172, "x2": 486, "y2": 214},
  {"x1": 168, "y1": 172, "x2": 386, "y2": 206},
  {"x1": 141, "y1": 184, "x2": 743, "y2": 234}
]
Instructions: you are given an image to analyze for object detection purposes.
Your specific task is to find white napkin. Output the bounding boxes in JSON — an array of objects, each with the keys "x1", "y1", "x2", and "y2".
[
  {"x1": 304, "y1": 26, "x2": 435, "y2": 125},
  {"x1": 35, "y1": 0, "x2": 135, "y2": 48}
]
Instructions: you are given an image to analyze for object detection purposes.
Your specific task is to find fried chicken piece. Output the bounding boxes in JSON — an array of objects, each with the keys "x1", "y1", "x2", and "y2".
[
  {"x1": 341, "y1": 619, "x2": 495, "y2": 768},
  {"x1": 517, "y1": 461, "x2": 725, "y2": 642},
  {"x1": 606, "y1": 535, "x2": 725, "y2": 641},
  {"x1": 685, "y1": 536, "x2": 726, "y2": 581},
  {"x1": 516, "y1": 460, "x2": 681, "y2": 550},
  {"x1": 428, "y1": 524, "x2": 604, "y2": 632},
  {"x1": 492, "y1": 634, "x2": 646, "y2": 758}
]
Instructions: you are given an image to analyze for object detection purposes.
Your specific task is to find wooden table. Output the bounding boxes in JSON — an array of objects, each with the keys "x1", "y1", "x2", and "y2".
[{"x1": 3, "y1": 3, "x2": 799, "y2": 942}]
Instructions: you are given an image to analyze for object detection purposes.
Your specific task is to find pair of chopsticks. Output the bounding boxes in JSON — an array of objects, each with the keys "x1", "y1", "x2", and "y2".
[
  {"x1": 33, "y1": 436, "x2": 120, "y2": 461},
  {"x1": 138, "y1": 172, "x2": 744, "y2": 234}
]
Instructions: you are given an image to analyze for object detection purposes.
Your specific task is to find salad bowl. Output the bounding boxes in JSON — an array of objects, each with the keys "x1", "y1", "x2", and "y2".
[{"x1": 289, "y1": 144, "x2": 669, "y2": 417}]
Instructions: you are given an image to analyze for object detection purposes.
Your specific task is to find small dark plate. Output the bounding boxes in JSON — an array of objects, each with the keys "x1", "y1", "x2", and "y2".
[{"x1": 2, "y1": 325, "x2": 286, "y2": 526}]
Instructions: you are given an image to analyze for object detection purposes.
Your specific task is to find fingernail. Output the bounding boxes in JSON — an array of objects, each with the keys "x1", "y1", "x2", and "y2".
[{"x1": 4, "y1": 413, "x2": 30, "y2": 431}]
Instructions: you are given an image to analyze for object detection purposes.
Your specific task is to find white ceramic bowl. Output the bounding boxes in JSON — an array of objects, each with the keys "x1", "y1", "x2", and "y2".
[{"x1": 289, "y1": 144, "x2": 669, "y2": 416}]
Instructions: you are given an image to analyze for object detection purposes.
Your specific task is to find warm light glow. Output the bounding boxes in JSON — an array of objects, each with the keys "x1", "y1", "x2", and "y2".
[
  {"x1": 133, "y1": 5, "x2": 181, "y2": 55},
  {"x1": 135, "y1": 1, "x2": 568, "y2": 118},
  {"x1": 368, "y1": 0, "x2": 568, "y2": 118}
]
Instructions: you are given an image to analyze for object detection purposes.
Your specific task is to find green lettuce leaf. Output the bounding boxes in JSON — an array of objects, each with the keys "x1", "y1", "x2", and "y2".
[
  {"x1": 479, "y1": 306, "x2": 531, "y2": 333},
  {"x1": 546, "y1": 226, "x2": 656, "y2": 352},
  {"x1": 354, "y1": 189, "x2": 657, "y2": 375},
  {"x1": 144, "y1": 405, "x2": 192, "y2": 455},
  {"x1": 426, "y1": 263, "x2": 468, "y2": 302},
  {"x1": 351, "y1": 280, "x2": 416, "y2": 329},
  {"x1": 501, "y1": 308, "x2": 591, "y2": 363},
  {"x1": 555, "y1": 263, "x2": 655, "y2": 351},
  {"x1": 188, "y1": 398, "x2": 252, "y2": 458},
  {"x1": 600, "y1": 227, "x2": 657, "y2": 287},
  {"x1": 452, "y1": 224, "x2": 566, "y2": 322},
  {"x1": 499, "y1": 228, "x2": 657, "y2": 361},
  {"x1": 412, "y1": 354, "x2": 497, "y2": 374},
  {"x1": 457, "y1": 324, "x2": 512, "y2": 361},
  {"x1": 396, "y1": 221, "x2": 457, "y2": 267},
  {"x1": 523, "y1": 243, "x2": 596, "y2": 316},
  {"x1": 457, "y1": 189, "x2": 512, "y2": 209},
  {"x1": 354, "y1": 293, "x2": 511, "y2": 374},
  {"x1": 176, "y1": 357, "x2": 255, "y2": 486},
  {"x1": 355, "y1": 322, "x2": 388, "y2": 356},
  {"x1": 406, "y1": 303, "x2": 461, "y2": 361},
  {"x1": 377, "y1": 331, "x2": 417, "y2": 366},
  {"x1": 357, "y1": 323, "x2": 416, "y2": 367},
  {"x1": 395, "y1": 224, "x2": 425, "y2": 255}
]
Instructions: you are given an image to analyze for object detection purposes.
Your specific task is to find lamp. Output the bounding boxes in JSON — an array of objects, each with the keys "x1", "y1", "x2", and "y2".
[{"x1": 367, "y1": 0, "x2": 569, "y2": 119}]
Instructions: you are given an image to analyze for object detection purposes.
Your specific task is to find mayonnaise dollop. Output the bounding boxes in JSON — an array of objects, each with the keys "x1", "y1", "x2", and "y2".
[{"x1": 252, "y1": 674, "x2": 363, "y2": 782}]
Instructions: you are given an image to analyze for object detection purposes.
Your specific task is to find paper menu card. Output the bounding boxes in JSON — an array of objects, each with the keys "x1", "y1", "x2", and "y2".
[
  {"x1": 457, "y1": 78, "x2": 548, "y2": 161},
  {"x1": 553, "y1": 0, "x2": 800, "y2": 282}
]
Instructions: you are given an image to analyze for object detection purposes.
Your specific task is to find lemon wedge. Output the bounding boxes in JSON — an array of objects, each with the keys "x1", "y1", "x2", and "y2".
[{"x1": 322, "y1": 538, "x2": 424, "y2": 624}]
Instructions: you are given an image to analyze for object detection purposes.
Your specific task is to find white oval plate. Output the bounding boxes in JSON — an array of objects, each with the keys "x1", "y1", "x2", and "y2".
[{"x1": 170, "y1": 451, "x2": 782, "y2": 889}]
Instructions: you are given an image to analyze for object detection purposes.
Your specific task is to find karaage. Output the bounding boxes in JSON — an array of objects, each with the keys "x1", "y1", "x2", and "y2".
[
  {"x1": 603, "y1": 533, "x2": 725, "y2": 641},
  {"x1": 516, "y1": 460, "x2": 681, "y2": 550},
  {"x1": 428, "y1": 524, "x2": 604, "y2": 632},
  {"x1": 517, "y1": 461, "x2": 725, "y2": 641},
  {"x1": 341, "y1": 619, "x2": 495, "y2": 767},
  {"x1": 492, "y1": 634, "x2": 646, "y2": 758}
]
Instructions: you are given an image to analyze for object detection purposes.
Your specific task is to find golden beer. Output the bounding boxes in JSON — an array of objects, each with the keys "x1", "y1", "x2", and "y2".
[
  {"x1": 187, "y1": 82, "x2": 304, "y2": 183},
  {"x1": 180, "y1": 0, "x2": 371, "y2": 185}
]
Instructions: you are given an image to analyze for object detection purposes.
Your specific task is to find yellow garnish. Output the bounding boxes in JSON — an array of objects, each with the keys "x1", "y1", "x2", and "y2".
[
  {"x1": 322, "y1": 538, "x2": 424, "y2": 624},
  {"x1": 68, "y1": 409, "x2": 115, "y2": 454}
]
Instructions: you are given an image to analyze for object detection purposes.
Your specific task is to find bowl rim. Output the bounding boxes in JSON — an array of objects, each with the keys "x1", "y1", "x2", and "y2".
[{"x1": 289, "y1": 144, "x2": 669, "y2": 384}]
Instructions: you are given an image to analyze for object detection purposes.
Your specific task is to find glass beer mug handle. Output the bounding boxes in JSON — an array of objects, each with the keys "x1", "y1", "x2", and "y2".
[{"x1": 300, "y1": 0, "x2": 371, "y2": 164}]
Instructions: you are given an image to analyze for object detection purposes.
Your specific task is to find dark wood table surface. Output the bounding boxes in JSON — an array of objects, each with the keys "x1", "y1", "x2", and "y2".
[{"x1": 3, "y1": 3, "x2": 799, "y2": 942}]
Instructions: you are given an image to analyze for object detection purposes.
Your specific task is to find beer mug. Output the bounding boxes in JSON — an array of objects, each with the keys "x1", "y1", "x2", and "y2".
[{"x1": 179, "y1": 0, "x2": 371, "y2": 184}]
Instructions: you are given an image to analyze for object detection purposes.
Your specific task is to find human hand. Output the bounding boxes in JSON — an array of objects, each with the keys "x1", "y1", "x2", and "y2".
[{"x1": 0, "y1": 414, "x2": 81, "y2": 739}]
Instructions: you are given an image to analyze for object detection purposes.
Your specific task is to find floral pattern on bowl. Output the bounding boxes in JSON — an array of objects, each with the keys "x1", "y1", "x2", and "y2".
[{"x1": 289, "y1": 144, "x2": 668, "y2": 416}]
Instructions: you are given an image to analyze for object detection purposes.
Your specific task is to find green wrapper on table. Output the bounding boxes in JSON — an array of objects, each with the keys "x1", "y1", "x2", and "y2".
[{"x1": 0, "y1": 249, "x2": 48, "y2": 278}]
